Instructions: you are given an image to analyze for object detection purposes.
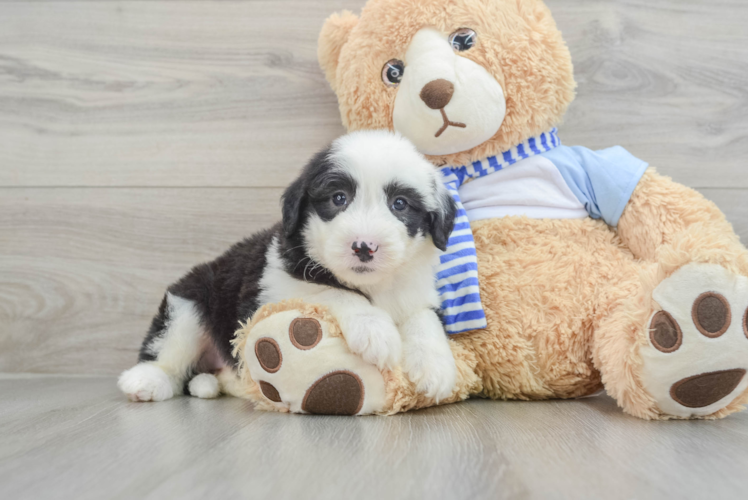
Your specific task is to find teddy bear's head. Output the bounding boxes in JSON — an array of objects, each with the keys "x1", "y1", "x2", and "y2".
[{"x1": 318, "y1": 0, "x2": 576, "y2": 166}]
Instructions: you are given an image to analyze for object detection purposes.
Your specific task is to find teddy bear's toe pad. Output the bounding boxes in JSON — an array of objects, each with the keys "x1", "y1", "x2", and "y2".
[
  {"x1": 255, "y1": 339, "x2": 282, "y2": 373},
  {"x1": 641, "y1": 263, "x2": 748, "y2": 417},
  {"x1": 259, "y1": 381, "x2": 282, "y2": 402},
  {"x1": 242, "y1": 309, "x2": 386, "y2": 415},
  {"x1": 290, "y1": 318, "x2": 323, "y2": 349},
  {"x1": 649, "y1": 311, "x2": 682, "y2": 353}
]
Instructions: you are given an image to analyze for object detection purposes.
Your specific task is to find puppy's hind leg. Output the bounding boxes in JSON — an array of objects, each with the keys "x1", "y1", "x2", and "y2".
[
  {"x1": 119, "y1": 293, "x2": 205, "y2": 402},
  {"x1": 187, "y1": 367, "x2": 243, "y2": 400}
]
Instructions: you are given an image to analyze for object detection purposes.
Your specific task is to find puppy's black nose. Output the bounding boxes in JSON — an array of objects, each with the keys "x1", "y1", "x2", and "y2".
[{"x1": 351, "y1": 241, "x2": 377, "y2": 263}]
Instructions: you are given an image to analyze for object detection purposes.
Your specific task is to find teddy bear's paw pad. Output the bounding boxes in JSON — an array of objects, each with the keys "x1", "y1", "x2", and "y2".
[
  {"x1": 641, "y1": 263, "x2": 748, "y2": 417},
  {"x1": 301, "y1": 370, "x2": 364, "y2": 415},
  {"x1": 670, "y1": 369, "x2": 746, "y2": 409},
  {"x1": 242, "y1": 310, "x2": 386, "y2": 415}
]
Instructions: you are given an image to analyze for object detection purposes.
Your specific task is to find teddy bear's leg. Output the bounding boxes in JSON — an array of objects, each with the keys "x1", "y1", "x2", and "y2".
[
  {"x1": 591, "y1": 261, "x2": 668, "y2": 420},
  {"x1": 593, "y1": 261, "x2": 748, "y2": 420},
  {"x1": 232, "y1": 300, "x2": 480, "y2": 415},
  {"x1": 598, "y1": 171, "x2": 748, "y2": 419},
  {"x1": 617, "y1": 169, "x2": 747, "y2": 268}
]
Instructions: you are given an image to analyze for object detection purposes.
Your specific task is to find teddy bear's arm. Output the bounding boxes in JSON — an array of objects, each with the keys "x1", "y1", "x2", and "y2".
[{"x1": 616, "y1": 169, "x2": 743, "y2": 265}]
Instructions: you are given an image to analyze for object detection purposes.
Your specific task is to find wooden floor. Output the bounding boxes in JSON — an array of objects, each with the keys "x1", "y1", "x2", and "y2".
[
  {"x1": 1, "y1": 375, "x2": 747, "y2": 500},
  {"x1": 1, "y1": 0, "x2": 748, "y2": 498}
]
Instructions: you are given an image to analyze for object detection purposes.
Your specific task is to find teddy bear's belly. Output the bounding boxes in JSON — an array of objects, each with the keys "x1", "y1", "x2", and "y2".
[{"x1": 453, "y1": 216, "x2": 643, "y2": 400}]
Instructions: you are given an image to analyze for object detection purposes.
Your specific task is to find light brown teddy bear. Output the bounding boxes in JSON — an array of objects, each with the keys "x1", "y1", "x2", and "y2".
[{"x1": 233, "y1": 0, "x2": 748, "y2": 420}]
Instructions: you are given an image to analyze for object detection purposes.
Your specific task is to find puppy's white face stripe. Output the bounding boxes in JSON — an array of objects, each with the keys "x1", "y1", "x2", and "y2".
[{"x1": 329, "y1": 131, "x2": 440, "y2": 213}]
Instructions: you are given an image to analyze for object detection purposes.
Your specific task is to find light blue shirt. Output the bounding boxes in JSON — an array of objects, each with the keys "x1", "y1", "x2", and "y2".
[{"x1": 540, "y1": 145, "x2": 649, "y2": 226}]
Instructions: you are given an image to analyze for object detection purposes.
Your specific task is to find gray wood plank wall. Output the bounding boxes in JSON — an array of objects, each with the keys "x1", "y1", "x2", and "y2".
[{"x1": 1, "y1": 0, "x2": 746, "y2": 375}]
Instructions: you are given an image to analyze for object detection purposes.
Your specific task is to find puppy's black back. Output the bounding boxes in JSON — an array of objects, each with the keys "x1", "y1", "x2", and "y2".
[{"x1": 139, "y1": 224, "x2": 280, "y2": 365}]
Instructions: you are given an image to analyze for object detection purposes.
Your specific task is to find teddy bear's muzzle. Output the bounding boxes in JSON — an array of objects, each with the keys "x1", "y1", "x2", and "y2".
[{"x1": 419, "y1": 79, "x2": 468, "y2": 138}]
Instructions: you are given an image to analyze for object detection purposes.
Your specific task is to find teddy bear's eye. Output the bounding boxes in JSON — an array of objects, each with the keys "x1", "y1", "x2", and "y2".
[
  {"x1": 382, "y1": 59, "x2": 405, "y2": 87},
  {"x1": 449, "y1": 28, "x2": 476, "y2": 52}
]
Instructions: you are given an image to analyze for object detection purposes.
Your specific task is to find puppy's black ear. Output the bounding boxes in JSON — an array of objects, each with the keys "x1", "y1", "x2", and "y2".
[
  {"x1": 429, "y1": 189, "x2": 457, "y2": 251},
  {"x1": 281, "y1": 147, "x2": 331, "y2": 238},
  {"x1": 281, "y1": 175, "x2": 307, "y2": 238}
]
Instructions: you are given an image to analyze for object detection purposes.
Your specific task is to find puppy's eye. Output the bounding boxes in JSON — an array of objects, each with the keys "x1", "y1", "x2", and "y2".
[
  {"x1": 382, "y1": 59, "x2": 405, "y2": 87},
  {"x1": 449, "y1": 28, "x2": 476, "y2": 52},
  {"x1": 332, "y1": 192, "x2": 347, "y2": 207},
  {"x1": 391, "y1": 198, "x2": 408, "y2": 211}
]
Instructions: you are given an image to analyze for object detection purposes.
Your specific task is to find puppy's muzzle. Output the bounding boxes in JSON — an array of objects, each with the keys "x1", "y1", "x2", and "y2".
[{"x1": 351, "y1": 240, "x2": 378, "y2": 263}]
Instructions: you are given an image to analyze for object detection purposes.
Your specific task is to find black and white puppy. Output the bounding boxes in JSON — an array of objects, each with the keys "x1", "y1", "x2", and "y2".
[{"x1": 118, "y1": 131, "x2": 458, "y2": 403}]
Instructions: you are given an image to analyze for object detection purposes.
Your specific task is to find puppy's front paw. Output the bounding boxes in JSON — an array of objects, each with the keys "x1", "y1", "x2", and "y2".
[
  {"x1": 340, "y1": 310, "x2": 402, "y2": 370},
  {"x1": 403, "y1": 344, "x2": 457, "y2": 402},
  {"x1": 118, "y1": 363, "x2": 174, "y2": 402}
]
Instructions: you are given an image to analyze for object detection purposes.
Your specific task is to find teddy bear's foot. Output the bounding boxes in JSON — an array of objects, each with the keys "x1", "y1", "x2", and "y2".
[
  {"x1": 640, "y1": 263, "x2": 748, "y2": 418},
  {"x1": 235, "y1": 307, "x2": 387, "y2": 415}
]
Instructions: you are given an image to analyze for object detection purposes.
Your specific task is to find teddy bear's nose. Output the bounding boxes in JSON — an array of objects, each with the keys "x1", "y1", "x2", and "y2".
[{"x1": 419, "y1": 79, "x2": 455, "y2": 110}]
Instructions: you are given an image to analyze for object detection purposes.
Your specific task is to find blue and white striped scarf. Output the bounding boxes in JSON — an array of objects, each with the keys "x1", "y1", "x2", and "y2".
[{"x1": 437, "y1": 128, "x2": 561, "y2": 334}]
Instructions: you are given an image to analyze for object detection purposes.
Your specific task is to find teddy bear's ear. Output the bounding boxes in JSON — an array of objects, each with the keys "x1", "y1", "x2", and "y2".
[{"x1": 318, "y1": 10, "x2": 359, "y2": 91}]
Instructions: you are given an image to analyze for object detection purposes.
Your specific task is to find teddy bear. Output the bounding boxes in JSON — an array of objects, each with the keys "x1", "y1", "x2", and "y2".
[{"x1": 231, "y1": 0, "x2": 748, "y2": 420}]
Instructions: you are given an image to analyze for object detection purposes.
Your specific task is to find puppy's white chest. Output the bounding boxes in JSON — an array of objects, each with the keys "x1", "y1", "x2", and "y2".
[{"x1": 369, "y1": 285, "x2": 438, "y2": 326}]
